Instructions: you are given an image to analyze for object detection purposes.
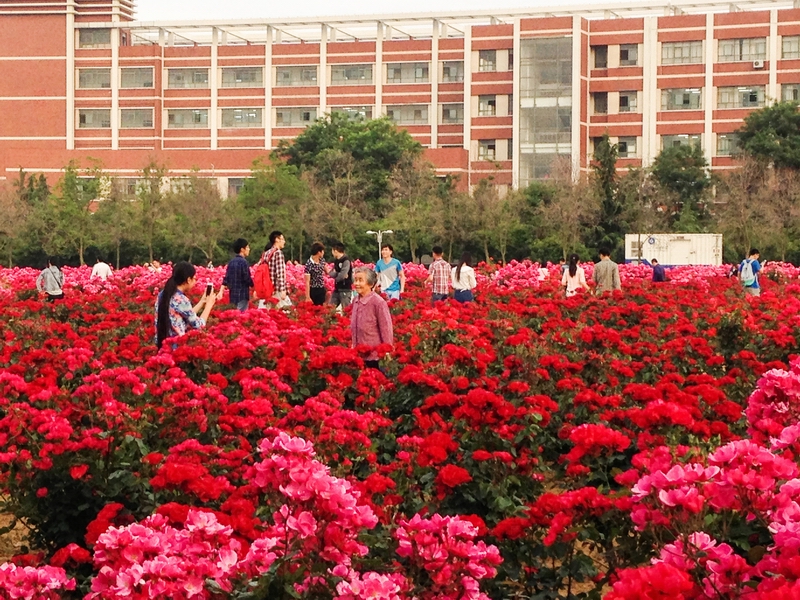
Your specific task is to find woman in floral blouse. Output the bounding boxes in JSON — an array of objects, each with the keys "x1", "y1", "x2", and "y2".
[{"x1": 155, "y1": 261, "x2": 218, "y2": 348}]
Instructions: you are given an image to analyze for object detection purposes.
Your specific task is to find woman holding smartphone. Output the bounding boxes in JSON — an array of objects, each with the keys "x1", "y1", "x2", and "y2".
[{"x1": 155, "y1": 261, "x2": 219, "y2": 348}]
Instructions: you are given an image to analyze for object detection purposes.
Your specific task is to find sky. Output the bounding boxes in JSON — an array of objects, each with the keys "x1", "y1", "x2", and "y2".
[{"x1": 134, "y1": 0, "x2": 606, "y2": 22}]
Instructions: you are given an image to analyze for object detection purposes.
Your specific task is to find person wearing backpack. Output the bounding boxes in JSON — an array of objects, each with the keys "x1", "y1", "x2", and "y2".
[
  {"x1": 739, "y1": 248, "x2": 762, "y2": 297},
  {"x1": 220, "y1": 238, "x2": 254, "y2": 311},
  {"x1": 36, "y1": 257, "x2": 65, "y2": 302},
  {"x1": 256, "y1": 231, "x2": 291, "y2": 309}
]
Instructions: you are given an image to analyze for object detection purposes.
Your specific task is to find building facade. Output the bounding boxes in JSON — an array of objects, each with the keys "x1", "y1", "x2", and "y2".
[{"x1": 1, "y1": 0, "x2": 799, "y2": 195}]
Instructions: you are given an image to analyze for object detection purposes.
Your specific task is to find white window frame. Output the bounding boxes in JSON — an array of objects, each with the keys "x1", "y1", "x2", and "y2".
[
  {"x1": 661, "y1": 41, "x2": 703, "y2": 65},
  {"x1": 78, "y1": 109, "x2": 111, "y2": 129},
  {"x1": 78, "y1": 68, "x2": 111, "y2": 89},
  {"x1": 167, "y1": 68, "x2": 209, "y2": 89},
  {"x1": 167, "y1": 109, "x2": 209, "y2": 129},
  {"x1": 120, "y1": 108, "x2": 154, "y2": 128},
  {"x1": 220, "y1": 108, "x2": 263, "y2": 128},
  {"x1": 120, "y1": 67, "x2": 154, "y2": 89}
]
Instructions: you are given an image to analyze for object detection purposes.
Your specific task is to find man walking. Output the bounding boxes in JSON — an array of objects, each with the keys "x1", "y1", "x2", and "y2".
[
  {"x1": 739, "y1": 248, "x2": 762, "y2": 297},
  {"x1": 592, "y1": 248, "x2": 621, "y2": 295},
  {"x1": 220, "y1": 238, "x2": 253, "y2": 312},
  {"x1": 425, "y1": 245, "x2": 450, "y2": 303},
  {"x1": 91, "y1": 256, "x2": 112, "y2": 281},
  {"x1": 266, "y1": 230, "x2": 290, "y2": 308},
  {"x1": 651, "y1": 258, "x2": 666, "y2": 283},
  {"x1": 329, "y1": 242, "x2": 353, "y2": 308},
  {"x1": 374, "y1": 244, "x2": 405, "y2": 300}
]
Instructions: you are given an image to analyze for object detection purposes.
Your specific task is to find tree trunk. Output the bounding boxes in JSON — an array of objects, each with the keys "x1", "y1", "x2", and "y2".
[
  {"x1": 483, "y1": 239, "x2": 490, "y2": 264},
  {"x1": 79, "y1": 239, "x2": 85, "y2": 266},
  {"x1": 115, "y1": 242, "x2": 121, "y2": 270}
]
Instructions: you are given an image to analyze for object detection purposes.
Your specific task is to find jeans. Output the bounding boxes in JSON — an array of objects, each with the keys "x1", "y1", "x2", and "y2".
[
  {"x1": 330, "y1": 290, "x2": 352, "y2": 308},
  {"x1": 385, "y1": 290, "x2": 401, "y2": 301},
  {"x1": 432, "y1": 293, "x2": 448, "y2": 303},
  {"x1": 454, "y1": 289, "x2": 474, "y2": 303},
  {"x1": 235, "y1": 298, "x2": 249, "y2": 312}
]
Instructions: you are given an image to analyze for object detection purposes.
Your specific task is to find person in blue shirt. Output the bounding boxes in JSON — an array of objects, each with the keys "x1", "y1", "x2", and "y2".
[
  {"x1": 739, "y1": 248, "x2": 762, "y2": 297},
  {"x1": 374, "y1": 244, "x2": 405, "y2": 300},
  {"x1": 651, "y1": 258, "x2": 666, "y2": 283},
  {"x1": 220, "y1": 238, "x2": 254, "y2": 311}
]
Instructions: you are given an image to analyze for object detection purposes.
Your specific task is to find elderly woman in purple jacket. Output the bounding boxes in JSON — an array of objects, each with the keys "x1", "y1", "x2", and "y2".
[{"x1": 350, "y1": 266, "x2": 394, "y2": 370}]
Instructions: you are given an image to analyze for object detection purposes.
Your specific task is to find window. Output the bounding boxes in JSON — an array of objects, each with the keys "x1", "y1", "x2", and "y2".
[
  {"x1": 221, "y1": 67, "x2": 263, "y2": 88},
  {"x1": 782, "y1": 84, "x2": 800, "y2": 102},
  {"x1": 478, "y1": 140, "x2": 496, "y2": 160},
  {"x1": 330, "y1": 65, "x2": 373, "y2": 85},
  {"x1": 661, "y1": 134, "x2": 701, "y2": 149},
  {"x1": 78, "y1": 68, "x2": 111, "y2": 89},
  {"x1": 717, "y1": 133, "x2": 741, "y2": 156},
  {"x1": 275, "y1": 66, "x2": 317, "y2": 87},
  {"x1": 508, "y1": 49, "x2": 514, "y2": 70},
  {"x1": 117, "y1": 178, "x2": 142, "y2": 196},
  {"x1": 507, "y1": 137, "x2": 513, "y2": 160},
  {"x1": 386, "y1": 63, "x2": 429, "y2": 84},
  {"x1": 662, "y1": 40, "x2": 703, "y2": 65},
  {"x1": 221, "y1": 108, "x2": 263, "y2": 127},
  {"x1": 441, "y1": 103, "x2": 464, "y2": 124},
  {"x1": 331, "y1": 106, "x2": 373, "y2": 119},
  {"x1": 478, "y1": 50, "x2": 497, "y2": 72},
  {"x1": 442, "y1": 61, "x2": 464, "y2": 82},
  {"x1": 618, "y1": 137, "x2": 637, "y2": 158},
  {"x1": 167, "y1": 109, "x2": 208, "y2": 128},
  {"x1": 593, "y1": 45, "x2": 608, "y2": 69},
  {"x1": 619, "y1": 91, "x2": 637, "y2": 113},
  {"x1": 275, "y1": 108, "x2": 317, "y2": 127},
  {"x1": 120, "y1": 109, "x2": 153, "y2": 128},
  {"x1": 167, "y1": 69, "x2": 209, "y2": 89},
  {"x1": 385, "y1": 105, "x2": 429, "y2": 125},
  {"x1": 508, "y1": 93, "x2": 513, "y2": 117},
  {"x1": 661, "y1": 88, "x2": 702, "y2": 110},
  {"x1": 121, "y1": 67, "x2": 153, "y2": 88},
  {"x1": 228, "y1": 178, "x2": 246, "y2": 198},
  {"x1": 478, "y1": 95, "x2": 497, "y2": 116},
  {"x1": 718, "y1": 85, "x2": 765, "y2": 109},
  {"x1": 784, "y1": 36, "x2": 800, "y2": 59},
  {"x1": 593, "y1": 92, "x2": 608, "y2": 114},
  {"x1": 78, "y1": 109, "x2": 111, "y2": 128},
  {"x1": 78, "y1": 29, "x2": 111, "y2": 48},
  {"x1": 718, "y1": 38, "x2": 766, "y2": 62},
  {"x1": 620, "y1": 44, "x2": 638, "y2": 66}
]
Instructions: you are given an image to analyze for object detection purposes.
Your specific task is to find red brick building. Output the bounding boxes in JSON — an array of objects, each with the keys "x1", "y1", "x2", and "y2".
[{"x1": 0, "y1": 0, "x2": 798, "y2": 195}]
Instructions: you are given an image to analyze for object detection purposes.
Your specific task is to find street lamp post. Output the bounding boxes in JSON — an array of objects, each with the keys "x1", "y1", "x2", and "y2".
[{"x1": 366, "y1": 230, "x2": 393, "y2": 262}]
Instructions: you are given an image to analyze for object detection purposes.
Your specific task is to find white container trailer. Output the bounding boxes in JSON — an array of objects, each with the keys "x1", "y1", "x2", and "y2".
[{"x1": 625, "y1": 233, "x2": 723, "y2": 266}]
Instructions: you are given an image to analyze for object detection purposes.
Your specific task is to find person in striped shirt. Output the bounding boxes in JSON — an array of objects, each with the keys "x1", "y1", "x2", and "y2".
[{"x1": 425, "y1": 246, "x2": 451, "y2": 304}]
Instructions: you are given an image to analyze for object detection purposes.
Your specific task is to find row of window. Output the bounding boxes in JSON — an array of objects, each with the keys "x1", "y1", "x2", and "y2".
[
  {"x1": 590, "y1": 134, "x2": 740, "y2": 158},
  {"x1": 594, "y1": 36, "x2": 800, "y2": 67},
  {"x1": 592, "y1": 84, "x2": 800, "y2": 114}
]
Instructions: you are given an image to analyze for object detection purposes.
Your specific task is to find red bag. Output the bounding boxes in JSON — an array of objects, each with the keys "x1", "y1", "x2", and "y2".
[{"x1": 254, "y1": 250, "x2": 274, "y2": 300}]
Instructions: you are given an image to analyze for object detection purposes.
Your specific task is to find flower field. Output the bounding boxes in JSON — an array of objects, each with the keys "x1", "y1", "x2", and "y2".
[{"x1": 1, "y1": 261, "x2": 800, "y2": 599}]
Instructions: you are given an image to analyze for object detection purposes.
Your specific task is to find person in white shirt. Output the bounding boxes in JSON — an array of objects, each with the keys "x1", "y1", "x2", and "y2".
[
  {"x1": 561, "y1": 253, "x2": 590, "y2": 298},
  {"x1": 91, "y1": 257, "x2": 112, "y2": 281},
  {"x1": 451, "y1": 252, "x2": 477, "y2": 303}
]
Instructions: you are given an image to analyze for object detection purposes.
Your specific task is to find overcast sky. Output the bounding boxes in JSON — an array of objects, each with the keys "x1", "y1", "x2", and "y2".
[{"x1": 134, "y1": 0, "x2": 606, "y2": 22}]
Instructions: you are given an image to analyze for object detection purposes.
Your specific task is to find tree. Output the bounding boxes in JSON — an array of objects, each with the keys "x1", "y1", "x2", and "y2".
[
  {"x1": 591, "y1": 134, "x2": 625, "y2": 254},
  {"x1": 714, "y1": 157, "x2": 771, "y2": 259},
  {"x1": 651, "y1": 144, "x2": 711, "y2": 230},
  {"x1": 488, "y1": 190, "x2": 525, "y2": 264},
  {"x1": 472, "y1": 179, "x2": 500, "y2": 263},
  {"x1": 618, "y1": 168, "x2": 669, "y2": 262},
  {"x1": 136, "y1": 161, "x2": 169, "y2": 263},
  {"x1": 94, "y1": 180, "x2": 136, "y2": 270},
  {"x1": 762, "y1": 167, "x2": 800, "y2": 261},
  {"x1": 429, "y1": 178, "x2": 472, "y2": 262},
  {"x1": 0, "y1": 184, "x2": 30, "y2": 266},
  {"x1": 737, "y1": 101, "x2": 800, "y2": 169},
  {"x1": 386, "y1": 156, "x2": 437, "y2": 263}
]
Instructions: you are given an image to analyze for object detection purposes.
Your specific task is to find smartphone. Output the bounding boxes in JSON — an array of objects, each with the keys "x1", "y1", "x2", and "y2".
[{"x1": 205, "y1": 282, "x2": 213, "y2": 296}]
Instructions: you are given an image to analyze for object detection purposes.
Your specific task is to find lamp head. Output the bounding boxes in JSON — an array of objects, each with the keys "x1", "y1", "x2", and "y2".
[
  {"x1": 384, "y1": 230, "x2": 394, "y2": 235},
  {"x1": 366, "y1": 230, "x2": 377, "y2": 235}
]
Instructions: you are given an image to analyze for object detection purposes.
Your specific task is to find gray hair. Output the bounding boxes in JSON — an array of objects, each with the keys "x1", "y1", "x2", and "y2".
[{"x1": 353, "y1": 266, "x2": 377, "y2": 287}]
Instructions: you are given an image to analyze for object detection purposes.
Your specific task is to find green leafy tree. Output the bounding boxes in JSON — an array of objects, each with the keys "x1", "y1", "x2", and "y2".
[
  {"x1": 0, "y1": 184, "x2": 30, "y2": 266},
  {"x1": 136, "y1": 161, "x2": 169, "y2": 263},
  {"x1": 94, "y1": 179, "x2": 136, "y2": 269},
  {"x1": 591, "y1": 134, "x2": 624, "y2": 254},
  {"x1": 386, "y1": 155, "x2": 437, "y2": 262},
  {"x1": 715, "y1": 156, "x2": 771, "y2": 259},
  {"x1": 429, "y1": 177, "x2": 471, "y2": 262},
  {"x1": 651, "y1": 144, "x2": 711, "y2": 230},
  {"x1": 737, "y1": 101, "x2": 800, "y2": 169},
  {"x1": 618, "y1": 168, "x2": 669, "y2": 261}
]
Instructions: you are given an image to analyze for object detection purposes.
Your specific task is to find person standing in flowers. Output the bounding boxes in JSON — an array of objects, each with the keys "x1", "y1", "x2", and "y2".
[
  {"x1": 592, "y1": 248, "x2": 621, "y2": 295},
  {"x1": 561, "y1": 253, "x2": 590, "y2": 297},
  {"x1": 375, "y1": 244, "x2": 405, "y2": 300},
  {"x1": 739, "y1": 248, "x2": 762, "y2": 297},
  {"x1": 303, "y1": 242, "x2": 327, "y2": 306},
  {"x1": 36, "y1": 258, "x2": 64, "y2": 302},
  {"x1": 425, "y1": 245, "x2": 451, "y2": 304},
  {"x1": 220, "y1": 238, "x2": 253, "y2": 312},
  {"x1": 155, "y1": 261, "x2": 218, "y2": 349},
  {"x1": 328, "y1": 242, "x2": 353, "y2": 309},
  {"x1": 91, "y1": 256, "x2": 112, "y2": 281},
  {"x1": 351, "y1": 267, "x2": 393, "y2": 370},
  {"x1": 262, "y1": 230, "x2": 291, "y2": 309},
  {"x1": 451, "y1": 253, "x2": 477, "y2": 303},
  {"x1": 651, "y1": 258, "x2": 666, "y2": 283}
]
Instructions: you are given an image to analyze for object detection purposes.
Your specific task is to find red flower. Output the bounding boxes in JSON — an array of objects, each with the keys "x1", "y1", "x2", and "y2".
[
  {"x1": 436, "y1": 464, "x2": 473, "y2": 488},
  {"x1": 69, "y1": 464, "x2": 89, "y2": 480}
]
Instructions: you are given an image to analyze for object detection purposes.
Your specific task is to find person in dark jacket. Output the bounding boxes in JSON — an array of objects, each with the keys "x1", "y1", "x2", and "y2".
[
  {"x1": 651, "y1": 258, "x2": 667, "y2": 283},
  {"x1": 329, "y1": 242, "x2": 353, "y2": 308},
  {"x1": 219, "y1": 238, "x2": 254, "y2": 311}
]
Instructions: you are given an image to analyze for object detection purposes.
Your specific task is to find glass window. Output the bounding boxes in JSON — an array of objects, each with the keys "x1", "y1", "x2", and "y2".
[
  {"x1": 221, "y1": 67, "x2": 263, "y2": 88},
  {"x1": 167, "y1": 69, "x2": 209, "y2": 89},
  {"x1": 717, "y1": 85, "x2": 765, "y2": 109},
  {"x1": 718, "y1": 38, "x2": 766, "y2": 62},
  {"x1": 478, "y1": 95, "x2": 497, "y2": 116},
  {"x1": 620, "y1": 44, "x2": 638, "y2": 66},
  {"x1": 593, "y1": 45, "x2": 608, "y2": 69},
  {"x1": 618, "y1": 137, "x2": 637, "y2": 158},
  {"x1": 662, "y1": 134, "x2": 701, "y2": 149},
  {"x1": 619, "y1": 91, "x2": 637, "y2": 113},
  {"x1": 662, "y1": 41, "x2": 703, "y2": 64},
  {"x1": 441, "y1": 103, "x2": 464, "y2": 124},
  {"x1": 331, "y1": 106, "x2": 373, "y2": 119},
  {"x1": 716, "y1": 133, "x2": 741, "y2": 156},
  {"x1": 78, "y1": 68, "x2": 111, "y2": 89},
  {"x1": 167, "y1": 109, "x2": 208, "y2": 128},
  {"x1": 275, "y1": 107, "x2": 317, "y2": 127},
  {"x1": 478, "y1": 50, "x2": 497, "y2": 72},
  {"x1": 661, "y1": 88, "x2": 702, "y2": 110},
  {"x1": 228, "y1": 178, "x2": 246, "y2": 198},
  {"x1": 330, "y1": 65, "x2": 373, "y2": 85},
  {"x1": 385, "y1": 104, "x2": 429, "y2": 125},
  {"x1": 120, "y1": 109, "x2": 153, "y2": 128},
  {"x1": 78, "y1": 109, "x2": 111, "y2": 128},
  {"x1": 386, "y1": 63, "x2": 429, "y2": 84},
  {"x1": 121, "y1": 67, "x2": 153, "y2": 89},
  {"x1": 783, "y1": 36, "x2": 800, "y2": 59},
  {"x1": 782, "y1": 84, "x2": 800, "y2": 102},
  {"x1": 78, "y1": 29, "x2": 111, "y2": 48},
  {"x1": 593, "y1": 92, "x2": 608, "y2": 114},
  {"x1": 275, "y1": 66, "x2": 317, "y2": 87},
  {"x1": 221, "y1": 108, "x2": 263, "y2": 128},
  {"x1": 478, "y1": 140, "x2": 497, "y2": 160},
  {"x1": 442, "y1": 61, "x2": 464, "y2": 82}
]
